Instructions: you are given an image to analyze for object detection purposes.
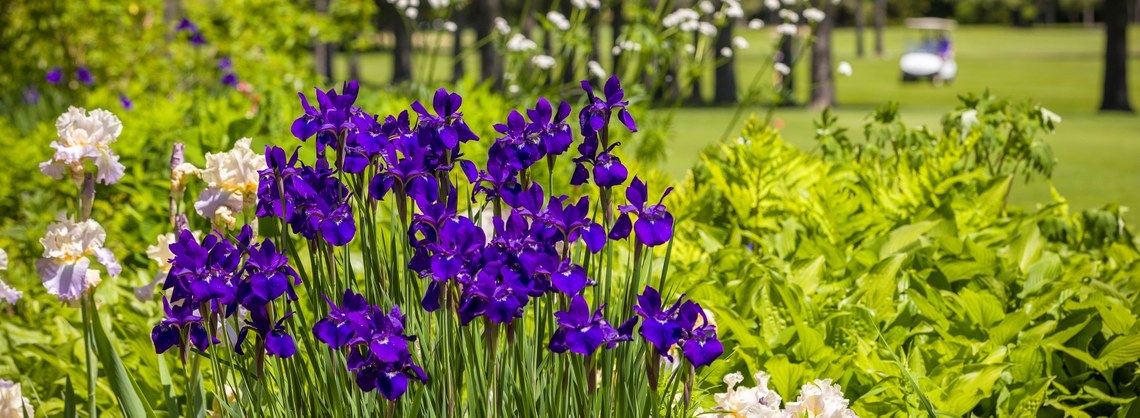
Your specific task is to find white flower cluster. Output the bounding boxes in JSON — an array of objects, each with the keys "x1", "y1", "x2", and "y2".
[
  {"x1": 0, "y1": 249, "x2": 19, "y2": 305},
  {"x1": 776, "y1": 23, "x2": 798, "y2": 36},
  {"x1": 699, "y1": 21, "x2": 718, "y2": 37},
  {"x1": 531, "y1": 54, "x2": 556, "y2": 70},
  {"x1": 778, "y1": 9, "x2": 799, "y2": 23},
  {"x1": 722, "y1": 0, "x2": 744, "y2": 18},
  {"x1": 40, "y1": 106, "x2": 125, "y2": 185},
  {"x1": 36, "y1": 213, "x2": 121, "y2": 302},
  {"x1": 494, "y1": 17, "x2": 511, "y2": 35},
  {"x1": 802, "y1": 8, "x2": 826, "y2": 23},
  {"x1": 587, "y1": 60, "x2": 607, "y2": 79},
  {"x1": 774, "y1": 62, "x2": 791, "y2": 76},
  {"x1": 749, "y1": 19, "x2": 765, "y2": 30},
  {"x1": 442, "y1": 20, "x2": 458, "y2": 32},
  {"x1": 714, "y1": 372, "x2": 858, "y2": 418},
  {"x1": 764, "y1": 0, "x2": 781, "y2": 9},
  {"x1": 570, "y1": 0, "x2": 600, "y2": 10},
  {"x1": 837, "y1": 61, "x2": 853, "y2": 77},
  {"x1": 663, "y1": 8, "x2": 701, "y2": 32},
  {"x1": 0, "y1": 380, "x2": 33, "y2": 418},
  {"x1": 1040, "y1": 106, "x2": 1062, "y2": 124},
  {"x1": 546, "y1": 11, "x2": 570, "y2": 31},
  {"x1": 190, "y1": 138, "x2": 267, "y2": 229},
  {"x1": 506, "y1": 33, "x2": 538, "y2": 52},
  {"x1": 733, "y1": 36, "x2": 750, "y2": 49}
]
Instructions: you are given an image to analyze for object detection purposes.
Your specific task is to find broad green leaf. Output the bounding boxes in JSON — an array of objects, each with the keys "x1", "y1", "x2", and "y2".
[
  {"x1": 879, "y1": 221, "x2": 937, "y2": 260},
  {"x1": 92, "y1": 311, "x2": 155, "y2": 418},
  {"x1": 1097, "y1": 334, "x2": 1140, "y2": 369},
  {"x1": 790, "y1": 256, "x2": 825, "y2": 295}
]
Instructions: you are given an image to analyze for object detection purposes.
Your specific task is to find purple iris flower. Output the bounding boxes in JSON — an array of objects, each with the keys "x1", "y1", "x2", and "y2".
[
  {"x1": 237, "y1": 308, "x2": 296, "y2": 358},
  {"x1": 579, "y1": 75, "x2": 637, "y2": 138},
  {"x1": 291, "y1": 80, "x2": 361, "y2": 147},
  {"x1": 289, "y1": 162, "x2": 357, "y2": 246},
  {"x1": 421, "y1": 216, "x2": 486, "y2": 311},
  {"x1": 236, "y1": 238, "x2": 300, "y2": 308},
  {"x1": 549, "y1": 295, "x2": 637, "y2": 356},
  {"x1": 312, "y1": 289, "x2": 371, "y2": 349},
  {"x1": 152, "y1": 297, "x2": 211, "y2": 356},
  {"x1": 45, "y1": 67, "x2": 63, "y2": 84},
  {"x1": 22, "y1": 87, "x2": 39, "y2": 105},
  {"x1": 527, "y1": 97, "x2": 574, "y2": 157},
  {"x1": 488, "y1": 110, "x2": 542, "y2": 171},
  {"x1": 551, "y1": 260, "x2": 591, "y2": 296},
  {"x1": 175, "y1": 17, "x2": 198, "y2": 33},
  {"x1": 457, "y1": 260, "x2": 530, "y2": 325},
  {"x1": 590, "y1": 144, "x2": 628, "y2": 188},
  {"x1": 165, "y1": 230, "x2": 241, "y2": 306},
  {"x1": 76, "y1": 66, "x2": 94, "y2": 85},
  {"x1": 256, "y1": 146, "x2": 304, "y2": 220},
  {"x1": 678, "y1": 301, "x2": 723, "y2": 368},
  {"x1": 189, "y1": 32, "x2": 207, "y2": 45},
  {"x1": 537, "y1": 195, "x2": 607, "y2": 253},
  {"x1": 411, "y1": 88, "x2": 479, "y2": 150},
  {"x1": 460, "y1": 158, "x2": 523, "y2": 205},
  {"x1": 218, "y1": 56, "x2": 233, "y2": 71},
  {"x1": 221, "y1": 72, "x2": 238, "y2": 86},
  {"x1": 370, "y1": 134, "x2": 439, "y2": 203},
  {"x1": 316, "y1": 297, "x2": 427, "y2": 400},
  {"x1": 632, "y1": 286, "x2": 686, "y2": 355},
  {"x1": 119, "y1": 93, "x2": 133, "y2": 110},
  {"x1": 609, "y1": 177, "x2": 675, "y2": 247}
]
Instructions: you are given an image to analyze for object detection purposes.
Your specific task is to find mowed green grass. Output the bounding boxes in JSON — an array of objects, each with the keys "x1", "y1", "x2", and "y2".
[{"x1": 666, "y1": 25, "x2": 1140, "y2": 222}]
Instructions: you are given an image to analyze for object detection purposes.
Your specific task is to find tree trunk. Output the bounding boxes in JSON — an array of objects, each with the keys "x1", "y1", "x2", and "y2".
[
  {"x1": 388, "y1": 3, "x2": 414, "y2": 84},
  {"x1": 452, "y1": 19, "x2": 465, "y2": 83},
  {"x1": 1084, "y1": 4, "x2": 1095, "y2": 27},
  {"x1": 164, "y1": 0, "x2": 181, "y2": 42},
  {"x1": 690, "y1": 31, "x2": 703, "y2": 104},
  {"x1": 777, "y1": 35, "x2": 796, "y2": 106},
  {"x1": 873, "y1": 0, "x2": 886, "y2": 57},
  {"x1": 473, "y1": 0, "x2": 503, "y2": 88},
  {"x1": 348, "y1": 48, "x2": 361, "y2": 81},
  {"x1": 713, "y1": 0, "x2": 737, "y2": 104},
  {"x1": 854, "y1": 0, "x2": 866, "y2": 57},
  {"x1": 315, "y1": 0, "x2": 334, "y2": 81},
  {"x1": 810, "y1": 2, "x2": 836, "y2": 109},
  {"x1": 1101, "y1": 0, "x2": 1134, "y2": 112},
  {"x1": 611, "y1": 1, "x2": 625, "y2": 73}
]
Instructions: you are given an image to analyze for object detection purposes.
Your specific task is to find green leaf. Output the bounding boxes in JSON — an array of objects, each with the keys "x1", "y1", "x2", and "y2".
[
  {"x1": 879, "y1": 221, "x2": 937, "y2": 260},
  {"x1": 790, "y1": 256, "x2": 825, "y2": 294},
  {"x1": 92, "y1": 311, "x2": 155, "y2": 418},
  {"x1": 1097, "y1": 334, "x2": 1140, "y2": 369},
  {"x1": 1020, "y1": 252, "x2": 1061, "y2": 297}
]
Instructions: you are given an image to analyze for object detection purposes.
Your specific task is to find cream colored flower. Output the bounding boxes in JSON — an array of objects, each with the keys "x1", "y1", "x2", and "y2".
[
  {"x1": 36, "y1": 213, "x2": 120, "y2": 301},
  {"x1": 784, "y1": 379, "x2": 857, "y2": 418},
  {"x1": 200, "y1": 138, "x2": 264, "y2": 195},
  {"x1": 194, "y1": 138, "x2": 265, "y2": 226},
  {"x1": 803, "y1": 8, "x2": 826, "y2": 23},
  {"x1": 1040, "y1": 107, "x2": 1062, "y2": 124},
  {"x1": 0, "y1": 379, "x2": 34, "y2": 418},
  {"x1": 837, "y1": 61, "x2": 853, "y2": 77},
  {"x1": 0, "y1": 249, "x2": 19, "y2": 305},
  {"x1": 172, "y1": 162, "x2": 201, "y2": 193},
  {"x1": 40, "y1": 106, "x2": 125, "y2": 185},
  {"x1": 714, "y1": 371, "x2": 783, "y2": 417}
]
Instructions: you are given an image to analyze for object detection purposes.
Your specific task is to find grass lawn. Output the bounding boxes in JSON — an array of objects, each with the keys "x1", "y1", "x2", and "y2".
[
  {"x1": 336, "y1": 25, "x2": 1140, "y2": 221},
  {"x1": 664, "y1": 25, "x2": 1140, "y2": 222}
]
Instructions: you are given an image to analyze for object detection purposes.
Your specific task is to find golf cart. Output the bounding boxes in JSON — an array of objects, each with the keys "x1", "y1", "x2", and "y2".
[{"x1": 899, "y1": 17, "x2": 957, "y2": 84}]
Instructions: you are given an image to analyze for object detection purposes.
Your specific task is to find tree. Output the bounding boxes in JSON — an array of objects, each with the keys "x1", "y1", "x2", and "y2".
[
  {"x1": 810, "y1": 1, "x2": 837, "y2": 109},
  {"x1": 452, "y1": 16, "x2": 465, "y2": 83},
  {"x1": 854, "y1": 0, "x2": 866, "y2": 57},
  {"x1": 873, "y1": 0, "x2": 886, "y2": 57},
  {"x1": 472, "y1": 0, "x2": 503, "y2": 89},
  {"x1": 714, "y1": 0, "x2": 738, "y2": 104},
  {"x1": 375, "y1": 1, "x2": 413, "y2": 84},
  {"x1": 315, "y1": 0, "x2": 335, "y2": 81},
  {"x1": 1101, "y1": 0, "x2": 1134, "y2": 111}
]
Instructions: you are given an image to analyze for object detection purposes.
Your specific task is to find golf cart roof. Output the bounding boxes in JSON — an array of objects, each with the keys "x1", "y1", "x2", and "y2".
[{"x1": 905, "y1": 18, "x2": 957, "y2": 31}]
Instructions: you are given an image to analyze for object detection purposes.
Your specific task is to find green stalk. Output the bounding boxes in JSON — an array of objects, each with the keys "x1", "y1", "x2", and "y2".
[{"x1": 81, "y1": 294, "x2": 98, "y2": 418}]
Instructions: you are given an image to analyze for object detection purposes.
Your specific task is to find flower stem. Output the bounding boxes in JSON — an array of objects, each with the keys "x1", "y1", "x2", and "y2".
[{"x1": 81, "y1": 294, "x2": 98, "y2": 418}]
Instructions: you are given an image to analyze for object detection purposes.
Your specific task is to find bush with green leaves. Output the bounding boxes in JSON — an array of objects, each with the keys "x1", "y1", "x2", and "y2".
[{"x1": 671, "y1": 98, "x2": 1140, "y2": 417}]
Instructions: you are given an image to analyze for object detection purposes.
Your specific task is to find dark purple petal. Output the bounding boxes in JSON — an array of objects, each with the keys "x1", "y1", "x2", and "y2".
[
  {"x1": 266, "y1": 330, "x2": 296, "y2": 357},
  {"x1": 682, "y1": 337, "x2": 723, "y2": 368},
  {"x1": 618, "y1": 108, "x2": 637, "y2": 132},
  {"x1": 46, "y1": 68, "x2": 63, "y2": 84},
  {"x1": 580, "y1": 223, "x2": 606, "y2": 253},
  {"x1": 377, "y1": 372, "x2": 410, "y2": 401},
  {"x1": 609, "y1": 213, "x2": 632, "y2": 240},
  {"x1": 634, "y1": 213, "x2": 673, "y2": 247},
  {"x1": 552, "y1": 264, "x2": 588, "y2": 295}
]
